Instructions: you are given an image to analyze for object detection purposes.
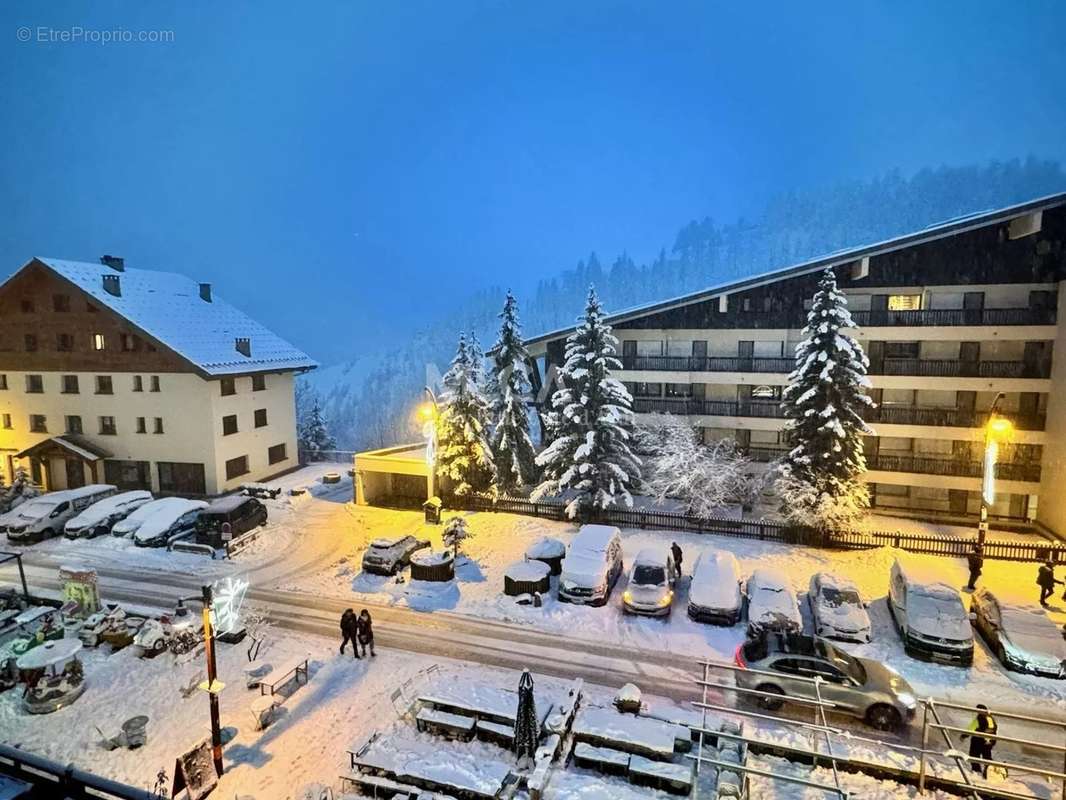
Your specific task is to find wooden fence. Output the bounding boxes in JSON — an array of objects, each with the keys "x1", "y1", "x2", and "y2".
[{"x1": 450, "y1": 494, "x2": 1066, "y2": 564}]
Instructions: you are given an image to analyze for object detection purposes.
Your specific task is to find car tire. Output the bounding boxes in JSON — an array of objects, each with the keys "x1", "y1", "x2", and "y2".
[
  {"x1": 755, "y1": 684, "x2": 785, "y2": 711},
  {"x1": 866, "y1": 704, "x2": 902, "y2": 731},
  {"x1": 151, "y1": 638, "x2": 166, "y2": 654}
]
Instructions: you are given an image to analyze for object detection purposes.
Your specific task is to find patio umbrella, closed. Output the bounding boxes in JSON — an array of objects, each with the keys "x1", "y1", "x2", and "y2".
[{"x1": 514, "y1": 669, "x2": 538, "y2": 764}]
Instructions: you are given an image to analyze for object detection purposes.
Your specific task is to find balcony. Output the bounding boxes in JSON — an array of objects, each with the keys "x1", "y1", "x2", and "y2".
[
  {"x1": 621, "y1": 355, "x2": 794, "y2": 373},
  {"x1": 866, "y1": 453, "x2": 1041, "y2": 482},
  {"x1": 631, "y1": 397, "x2": 785, "y2": 418},
  {"x1": 851, "y1": 307, "x2": 1056, "y2": 328}
]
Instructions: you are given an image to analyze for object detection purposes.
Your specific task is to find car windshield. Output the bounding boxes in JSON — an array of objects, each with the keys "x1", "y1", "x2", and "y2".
[
  {"x1": 822, "y1": 587, "x2": 861, "y2": 607},
  {"x1": 633, "y1": 565, "x2": 666, "y2": 586}
]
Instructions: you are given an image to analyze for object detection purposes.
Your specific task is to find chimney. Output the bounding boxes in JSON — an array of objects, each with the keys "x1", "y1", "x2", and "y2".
[
  {"x1": 199, "y1": 283, "x2": 212, "y2": 302},
  {"x1": 100, "y1": 255, "x2": 125, "y2": 272},
  {"x1": 235, "y1": 337, "x2": 251, "y2": 357},
  {"x1": 102, "y1": 274, "x2": 122, "y2": 297}
]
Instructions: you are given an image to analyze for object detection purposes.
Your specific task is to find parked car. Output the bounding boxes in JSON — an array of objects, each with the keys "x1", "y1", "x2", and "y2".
[
  {"x1": 688, "y1": 548, "x2": 743, "y2": 625},
  {"x1": 6, "y1": 485, "x2": 117, "y2": 544},
  {"x1": 622, "y1": 547, "x2": 676, "y2": 617},
  {"x1": 112, "y1": 499, "x2": 166, "y2": 538},
  {"x1": 735, "y1": 633, "x2": 918, "y2": 730},
  {"x1": 362, "y1": 535, "x2": 431, "y2": 575},
  {"x1": 745, "y1": 568, "x2": 802, "y2": 638},
  {"x1": 558, "y1": 525, "x2": 624, "y2": 606},
  {"x1": 808, "y1": 572, "x2": 871, "y2": 643},
  {"x1": 64, "y1": 490, "x2": 153, "y2": 539},
  {"x1": 971, "y1": 587, "x2": 1066, "y2": 678},
  {"x1": 133, "y1": 498, "x2": 209, "y2": 547},
  {"x1": 196, "y1": 495, "x2": 268, "y2": 546},
  {"x1": 888, "y1": 557, "x2": 973, "y2": 666}
]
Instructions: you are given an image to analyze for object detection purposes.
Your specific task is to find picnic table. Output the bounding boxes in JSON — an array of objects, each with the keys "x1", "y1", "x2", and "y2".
[
  {"x1": 572, "y1": 742, "x2": 631, "y2": 776},
  {"x1": 416, "y1": 707, "x2": 476, "y2": 740},
  {"x1": 259, "y1": 656, "x2": 309, "y2": 697},
  {"x1": 628, "y1": 755, "x2": 694, "y2": 795},
  {"x1": 418, "y1": 682, "x2": 554, "y2": 728},
  {"x1": 475, "y1": 719, "x2": 514, "y2": 747},
  {"x1": 572, "y1": 705, "x2": 679, "y2": 760}
]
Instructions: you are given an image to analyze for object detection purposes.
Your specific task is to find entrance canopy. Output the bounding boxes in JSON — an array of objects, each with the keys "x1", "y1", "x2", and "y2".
[
  {"x1": 15, "y1": 435, "x2": 111, "y2": 464},
  {"x1": 354, "y1": 443, "x2": 432, "y2": 507}
]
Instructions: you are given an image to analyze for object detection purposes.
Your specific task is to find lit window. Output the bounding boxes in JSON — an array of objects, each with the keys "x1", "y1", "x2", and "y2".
[
  {"x1": 751, "y1": 385, "x2": 780, "y2": 399},
  {"x1": 887, "y1": 294, "x2": 922, "y2": 311},
  {"x1": 92, "y1": 333, "x2": 106, "y2": 351}
]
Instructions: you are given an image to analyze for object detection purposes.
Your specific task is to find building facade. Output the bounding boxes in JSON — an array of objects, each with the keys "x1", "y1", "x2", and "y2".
[
  {"x1": 526, "y1": 194, "x2": 1066, "y2": 534},
  {"x1": 0, "y1": 257, "x2": 316, "y2": 496}
]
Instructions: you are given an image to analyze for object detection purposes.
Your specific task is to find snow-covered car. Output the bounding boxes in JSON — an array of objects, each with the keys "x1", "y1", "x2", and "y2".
[
  {"x1": 6, "y1": 485, "x2": 117, "y2": 543},
  {"x1": 688, "y1": 548, "x2": 743, "y2": 625},
  {"x1": 132, "y1": 498, "x2": 209, "y2": 547},
  {"x1": 744, "y1": 568, "x2": 801, "y2": 638},
  {"x1": 558, "y1": 525, "x2": 624, "y2": 606},
  {"x1": 112, "y1": 499, "x2": 166, "y2": 538},
  {"x1": 888, "y1": 558, "x2": 973, "y2": 666},
  {"x1": 362, "y1": 535, "x2": 431, "y2": 575},
  {"x1": 808, "y1": 572, "x2": 871, "y2": 643},
  {"x1": 971, "y1": 588, "x2": 1066, "y2": 678},
  {"x1": 622, "y1": 547, "x2": 676, "y2": 617},
  {"x1": 63, "y1": 490, "x2": 153, "y2": 539}
]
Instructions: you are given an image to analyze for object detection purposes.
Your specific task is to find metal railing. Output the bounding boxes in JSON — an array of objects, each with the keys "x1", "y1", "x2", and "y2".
[
  {"x1": 0, "y1": 743, "x2": 158, "y2": 799},
  {"x1": 852, "y1": 307, "x2": 1056, "y2": 328},
  {"x1": 632, "y1": 397, "x2": 787, "y2": 418},
  {"x1": 621, "y1": 355, "x2": 795, "y2": 373},
  {"x1": 865, "y1": 453, "x2": 1041, "y2": 482}
]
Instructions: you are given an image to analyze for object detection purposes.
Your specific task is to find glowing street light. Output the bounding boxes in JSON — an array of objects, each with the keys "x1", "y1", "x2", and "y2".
[
  {"x1": 421, "y1": 387, "x2": 439, "y2": 498},
  {"x1": 978, "y1": 394, "x2": 1014, "y2": 547}
]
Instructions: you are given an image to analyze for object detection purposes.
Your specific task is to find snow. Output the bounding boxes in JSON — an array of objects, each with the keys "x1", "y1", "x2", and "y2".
[
  {"x1": 132, "y1": 498, "x2": 208, "y2": 543},
  {"x1": 64, "y1": 490, "x2": 153, "y2": 533},
  {"x1": 572, "y1": 705, "x2": 678, "y2": 757},
  {"x1": 688, "y1": 549, "x2": 743, "y2": 615},
  {"x1": 525, "y1": 536, "x2": 566, "y2": 560},
  {"x1": 411, "y1": 551, "x2": 453, "y2": 567},
  {"x1": 505, "y1": 560, "x2": 551, "y2": 582}
]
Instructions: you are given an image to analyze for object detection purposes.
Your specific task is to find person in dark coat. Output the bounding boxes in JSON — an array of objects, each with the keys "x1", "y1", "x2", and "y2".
[
  {"x1": 357, "y1": 608, "x2": 376, "y2": 657},
  {"x1": 670, "y1": 542, "x2": 683, "y2": 580},
  {"x1": 1038, "y1": 561, "x2": 1062, "y2": 606},
  {"x1": 339, "y1": 608, "x2": 359, "y2": 657},
  {"x1": 965, "y1": 545, "x2": 983, "y2": 591},
  {"x1": 961, "y1": 704, "x2": 997, "y2": 777}
]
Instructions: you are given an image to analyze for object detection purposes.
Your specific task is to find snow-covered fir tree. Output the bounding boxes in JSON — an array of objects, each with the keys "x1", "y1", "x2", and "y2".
[
  {"x1": 442, "y1": 516, "x2": 473, "y2": 558},
  {"x1": 468, "y1": 330, "x2": 486, "y2": 389},
  {"x1": 436, "y1": 333, "x2": 496, "y2": 496},
  {"x1": 487, "y1": 291, "x2": 538, "y2": 493},
  {"x1": 301, "y1": 398, "x2": 337, "y2": 460},
  {"x1": 533, "y1": 288, "x2": 641, "y2": 518},
  {"x1": 779, "y1": 267, "x2": 874, "y2": 528}
]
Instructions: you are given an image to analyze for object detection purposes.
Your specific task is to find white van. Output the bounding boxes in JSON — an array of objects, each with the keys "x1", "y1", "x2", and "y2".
[
  {"x1": 558, "y1": 525, "x2": 624, "y2": 606},
  {"x1": 888, "y1": 557, "x2": 973, "y2": 666},
  {"x1": 64, "y1": 490, "x2": 154, "y2": 539},
  {"x1": 6, "y1": 485, "x2": 117, "y2": 544}
]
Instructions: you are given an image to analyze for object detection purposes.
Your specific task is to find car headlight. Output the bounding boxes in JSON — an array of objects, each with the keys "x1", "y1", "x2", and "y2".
[
  {"x1": 656, "y1": 592, "x2": 674, "y2": 608},
  {"x1": 896, "y1": 691, "x2": 917, "y2": 709},
  {"x1": 623, "y1": 591, "x2": 633, "y2": 603}
]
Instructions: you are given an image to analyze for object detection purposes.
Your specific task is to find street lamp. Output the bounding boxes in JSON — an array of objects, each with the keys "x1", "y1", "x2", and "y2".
[
  {"x1": 176, "y1": 585, "x2": 224, "y2": 777},
  {"x1": 420, "y1": 387, "x2": 439, "y2": 500},
  {"x1": 979, "y1": 393, "x2": 1015, "y2": 548}
]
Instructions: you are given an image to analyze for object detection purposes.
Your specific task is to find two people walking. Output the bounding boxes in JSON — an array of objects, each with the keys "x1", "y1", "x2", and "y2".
[{"x1": 339, "y1": 608, "x2": 376, "y2": 659}]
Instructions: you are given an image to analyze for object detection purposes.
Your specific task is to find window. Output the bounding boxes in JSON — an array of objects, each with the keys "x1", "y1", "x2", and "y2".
[
  {"x1": 222, "y1": 414, "x2": 238, "y2": 435},
  {"x1": 66, "y1": 415, "x2": 82, "y2": 434},
  {"x1": 252, "y1": 374, "x2": 267, "y2": 391},
  {"x1": 884, "y1": 341, "x2": 919, "y2": 359},
  {"x1": 254, "y1": 408, "x2": 268, "y2": 428},
  {"x1": 750, "y1": 385, "x2": 781, "y2": 400},
  {"x1": 25, "y1": 374, "x2": 43, "y2": 393},
  {"x1": 268, "y1": 443, "x2": 287, "y2": 464},
  {"x1": 20, "y1": 298, "x2": 34, "y2": 313},
  {"x1": 631, "y1": 382, "x2": 662, "y2": 397},
  {"x1": 220, "y1": 377, "x2": 236, "y2": 396},
  {"x1": 742, "y1": 297, "x2": 752, "y2": 312},
  {"x1": 30, "y1": 414, "x2": 47, "y2": 433},
  {"x1": 24, "y1": 334, "x2": 37, "y2": 352},
  {"x1": 153, "y1": 417, "x2": 164, "y2": 434},
  {"x1": 2, "y1": 414, "x2": 11, "y2": 430},
  {"x1": 132, "y1": 375, "x2": 143, "y2": 392},
  {"x1": 99, "y1": 416, "x2": 117, "y2": 435},
  {"x1": 56, "y1": 333, "x2": 74, "y2": 352},
  {"x1": 157, "y1": 462, "x2": 206, "y2": 495},
  {"x1": 53, "y1": 294, "x2": 70, "y2": 312},
  {"x1": 664, "y1": 383, "x2": 692, "y2": 399},
  {"x1": 95, "y1": 375, "x2": 113, "y2": 395},
  {"x1": 150, "y1": 375, "x2": 160, "y2": 392},
  {"x1": 92, "y1": 333, "x2": 106, "y2": 351},
  {"x1": 61, "y1": 375, "x2": 80, "y2": 394},
  {"x1": 225, "y1": 455, "x2": 249, "y2": 480},
  {"x1": 136, "y1": 417, "x2": 147, "y2": 434},
  {"x1": 121, "y1": 333, "x2": 136, "y2": 352},
  {"x1": 0, "y1": 374, "x2": 7, "y2": 390},
  {"x1": 887, "y1": 294, "x2": 922, "y2": 311}
]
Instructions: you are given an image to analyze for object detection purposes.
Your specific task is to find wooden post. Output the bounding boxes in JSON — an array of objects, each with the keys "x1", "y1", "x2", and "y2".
[{"x1": 201, "y1": 585, "x2": 223, "y2": 777}]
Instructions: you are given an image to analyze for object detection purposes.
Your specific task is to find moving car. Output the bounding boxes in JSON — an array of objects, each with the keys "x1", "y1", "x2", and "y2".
[
  {"x1": 735, "y1": 633, "x2": 918, "y2": 730},
  {"x1": 888, "y1": 557, "x2": 973, "y2": 666},
  {"x1": 361, "y1": 535, "x2": 431, "y2": 575},
  {"x1": 745, "y1": 568, "x2": 801, "y2": 638},
  {"x1": 196, "y1": 495, "x2": 268, "y2": 546},
  {"x1": 808, "y1": 572, "x2": 871, "y2": 643},
  {"x1": 622, "y1": 547, "x2": 676, "y2": 617},
  {"x1": 6, "y1": 485, "x2": 117, "y2": 544},
  {"x1": 558, "y1": 525, "x2": 624, "y2": 606},
  {"x1": 64, "y1": 490, "x2": 153, "y2": 539},
  {"x1": 133, "y1": 498, "x2": 209, "y2": 547},
  {"x1": 971, "y1": 587, "x2": 1066, "y2": 678},
  {"x1": 688, "y1": 548, "x2": 743, "y2": 625}
]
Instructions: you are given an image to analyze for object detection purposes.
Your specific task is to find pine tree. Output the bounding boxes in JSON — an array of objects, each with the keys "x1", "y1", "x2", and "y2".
[
  {"x1": 302, "y1": 398, "x2": 336, "y2": 460},
  {"x1": 436, "y1": 333, "x2": 496, "y2": 496},
  {"x1": 532, "y1": 288, "x2": 641, "y2": 518},
  {"x1": 488, "y1": 291, "x2": 538, "y2": 493},
  {"x1": 779, "y1": 267, "x2": 874, "y2": 528}
]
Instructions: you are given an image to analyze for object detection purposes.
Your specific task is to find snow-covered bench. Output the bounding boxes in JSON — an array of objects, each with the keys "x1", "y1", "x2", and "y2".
[
  {"x1": 628, "y1": 756, "x2": 694, "y2": 795},
  {"x1": 416, "y1": 707, "x2": 476, "y2": 740},
  {"x1": 340, "y1": 772, "x2": 422, "y2": 798},
  {"x1": 259, "y1": 656, "x2": 309, "y2": 697},
  {"x1": 475, "y1": 719, "x2": 514, "y2": 747},
  {"x1": 572, "y1": 742, "x2": 630, "y2": 776}
]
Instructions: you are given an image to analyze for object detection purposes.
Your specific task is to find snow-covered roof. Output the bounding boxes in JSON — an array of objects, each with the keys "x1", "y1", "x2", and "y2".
[
  {"x1": 572, "y1": 524, "x2": 621, "y2": 552},
  {"x1": 12, "y1": 258, "x2": 317, "y2": 377}
]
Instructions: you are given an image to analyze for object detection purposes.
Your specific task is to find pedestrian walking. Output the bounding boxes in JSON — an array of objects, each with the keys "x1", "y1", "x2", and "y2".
[
  {"x1": 357, "y1": 608, "x2": 376, "y2": 657},
  {"x1": 961, "y1": 704, "x2": 997, "y2": 777},
  {"x1": 1037, "y1": 561, "x2": 1062, "y2": 606},
  {"x1": 670, "y1": 542, "x2": 683, "y2": 581},
  {"x1": 339, "y1": 608, "x2": 359, "y2": 658},
  {"x1": 965, "y1": 545, "x2": 983, "y2": 591}
]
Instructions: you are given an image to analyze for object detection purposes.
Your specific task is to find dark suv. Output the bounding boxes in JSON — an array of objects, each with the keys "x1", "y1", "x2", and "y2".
[{"x1": 196, "y1": 495, "x2": 268, "y2": 546}]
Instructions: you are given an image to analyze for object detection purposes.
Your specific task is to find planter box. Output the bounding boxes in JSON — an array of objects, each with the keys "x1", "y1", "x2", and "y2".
[
  {"x1": 410, "y1": 552, "x2": 455, "y2": 582},
  {"x1": 503, "y1": 560, "x2": 551, "y2": 596}
]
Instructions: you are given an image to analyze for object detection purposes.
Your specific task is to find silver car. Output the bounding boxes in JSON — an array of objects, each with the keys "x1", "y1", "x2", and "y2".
[{"x1": 735, "y1": 633, "x2": 918, "y2": 730}]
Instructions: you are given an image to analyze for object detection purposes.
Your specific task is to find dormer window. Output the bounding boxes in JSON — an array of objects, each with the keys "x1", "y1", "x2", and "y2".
[{"x1": 92, "y1": 333, "x2": 106, "y2": 351}]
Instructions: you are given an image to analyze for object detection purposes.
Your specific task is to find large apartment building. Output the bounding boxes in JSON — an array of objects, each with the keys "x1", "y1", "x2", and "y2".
[
  {"x1": 525, "y1": 193, "x2": 1066, "y2": 535},
  {"x1": 0, "y1": 257, "x2": 316, "y2": 496}
]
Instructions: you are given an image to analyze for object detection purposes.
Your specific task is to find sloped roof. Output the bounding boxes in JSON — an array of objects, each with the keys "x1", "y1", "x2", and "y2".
[{"x1": 14, "y1": 258, "x2": 317, "y2": 376}]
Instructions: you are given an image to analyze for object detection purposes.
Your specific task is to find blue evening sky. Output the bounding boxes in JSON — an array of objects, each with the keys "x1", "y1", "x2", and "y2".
[{"x1": 2, "y1": 2, "x2": 1065, "y2": 364}]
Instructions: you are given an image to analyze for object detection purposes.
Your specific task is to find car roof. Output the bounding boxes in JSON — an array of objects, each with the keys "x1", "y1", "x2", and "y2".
[
  {"x1": 632, "y1": 547, "x2": 668, "y2": 567},
  {"x1": 749, "y1": 567, "x2": 789, "y2": 590},
  {"x1": 572, "y1": 524, "x2": 620, "y2": 551},
  {"x1": 204, "y1": 494, "x2": 256, "y2": 514},
  {"x1": 813, "y1": 572, "x2": 859, "y2": 592}
]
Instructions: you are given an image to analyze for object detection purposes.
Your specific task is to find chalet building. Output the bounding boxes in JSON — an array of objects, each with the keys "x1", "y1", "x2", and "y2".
[
  {"x1": 0, "y1": 257, "x2": 316, "y2": 496},
  {"x1": 525, "y1": 193, "x2": 1066, "y2": 535}
]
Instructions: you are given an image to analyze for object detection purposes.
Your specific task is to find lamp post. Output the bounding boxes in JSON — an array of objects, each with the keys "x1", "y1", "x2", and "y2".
[
  {"x1": 978, "y1": 393, "x2": 1014, "y2": 549},
  {"x1": 177, "y1": 585, "x2": 224, "y2": 777},
  {"x1": 419, "y1": 387, "x2": 439, "y2": 500}
]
